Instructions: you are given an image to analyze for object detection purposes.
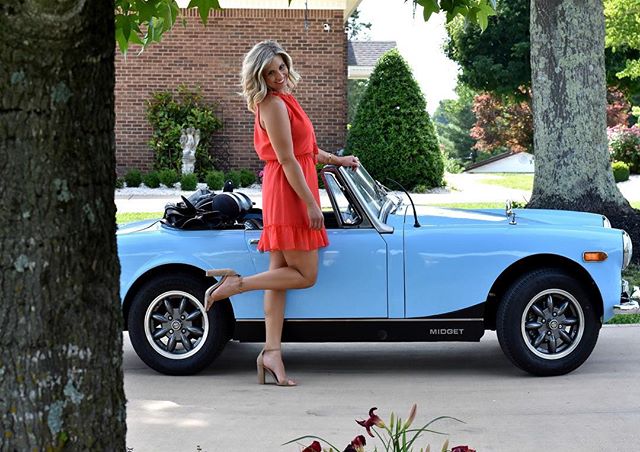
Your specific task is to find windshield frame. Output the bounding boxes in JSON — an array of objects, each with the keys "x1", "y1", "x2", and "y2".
[{"x1": 338, "y1": 165, "x2": 397, "y2": 233}]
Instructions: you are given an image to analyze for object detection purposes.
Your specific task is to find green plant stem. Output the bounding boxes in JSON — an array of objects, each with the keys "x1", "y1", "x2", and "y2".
[
  {"x1": 281, "y1": 435, "x2": 341, "y2": 452},
  {"x1": 405, "y1": 416, "x2": 463, "y2": 450},
  {"x1": 373, "y1": 427, "x2": 392, "y2": 451}
]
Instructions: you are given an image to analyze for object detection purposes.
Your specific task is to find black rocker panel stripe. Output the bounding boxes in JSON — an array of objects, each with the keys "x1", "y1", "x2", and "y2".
[{"x1": 233, "y1": 318, "x2": 485, "y2": 343}]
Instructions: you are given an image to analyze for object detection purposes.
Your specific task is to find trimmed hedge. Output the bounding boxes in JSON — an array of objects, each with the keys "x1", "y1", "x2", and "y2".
[
  {"x1": 346, "y1": 49, "x2": 444, "y2": 190},
  {"x1": 206, "y1": 170, "x2": 224, "y2": 190},
  {"x1": 180, "y1": 173, "x2": 198, "y2": 191},
  {"x1": 142, "y1": 171, "x2": 160, "y2": 188},
  {"x1": 612, "y1": 160, "x2": 630, "y2": 182},
  {"x1": 124, "y1": 169, "x2": 142, "y2": 188},
  {"x1": 225, "y1": 170, "x2": 242, "y2": 189},
  {"x1": 158, "y1": 168, "x2": 179, "y2": 187},
  {"x1": 239, "y1": 169, "x2": 257, "y2": 187}
]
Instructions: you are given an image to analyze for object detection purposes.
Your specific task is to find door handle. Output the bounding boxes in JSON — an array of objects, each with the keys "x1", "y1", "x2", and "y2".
[{"x1": 248, "y1": 239, "x2": 260, "y2": 245}]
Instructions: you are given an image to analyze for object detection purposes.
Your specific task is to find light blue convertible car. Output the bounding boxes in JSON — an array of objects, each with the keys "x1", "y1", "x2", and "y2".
[{"x1": 118, "y1": 165, "x2": 634, "y2": 376}]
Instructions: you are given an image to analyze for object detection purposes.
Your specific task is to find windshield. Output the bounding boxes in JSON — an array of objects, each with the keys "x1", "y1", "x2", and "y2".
[{"x1": 340, "y1": 165, "x2": 388, "y2": 217}]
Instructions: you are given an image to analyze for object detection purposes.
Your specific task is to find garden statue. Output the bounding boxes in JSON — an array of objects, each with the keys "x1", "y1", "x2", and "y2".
[{"x1": 180, "y1": 127, "x2": 200, "y2": 175}]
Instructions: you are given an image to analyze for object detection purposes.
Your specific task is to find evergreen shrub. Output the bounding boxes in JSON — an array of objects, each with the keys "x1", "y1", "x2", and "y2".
[
  {"x1": 612, "y1": 161, "x2": 630, "y2": 182},
  {"x1": 158, "y1": 168, "x2": 179, "y2": 187},
  {"x1": 146, "y1": 85, "x2": 223, "y2": 177},
  {"x1": 124, "y1": 169, "x2": 142, "y2": 188},
  {"x1": 115, "y1": 178, "x2": 124, "y2": 189},
  {"x1": 346, "y1": 49, "x2": 444, "y2": 190},
  {"x1": 180, "y1": 173, "x2": 198, "y2": 191},
  {"x1": 142, "y1": 171, "x2": 160, "y2": 188},
  {"x1": 239, "y1": 169, "x2": 257, "y2": 187},
  {"x1": 225, "y1": 170, "x2": 242, "y2": 189},
  {"x1": 206, "y1": 170, "x2": 225, "y2": 190}
]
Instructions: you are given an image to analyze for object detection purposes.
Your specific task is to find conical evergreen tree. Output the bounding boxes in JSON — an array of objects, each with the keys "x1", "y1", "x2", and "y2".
[{"x1": 346, "y1": 49, "x2": 444, "y2": 190}]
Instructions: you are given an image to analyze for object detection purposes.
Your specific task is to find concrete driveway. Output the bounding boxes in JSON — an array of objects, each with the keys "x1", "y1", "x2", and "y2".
[{"x1": 124, "y1": 325, "x2": 640, "y2": 452}]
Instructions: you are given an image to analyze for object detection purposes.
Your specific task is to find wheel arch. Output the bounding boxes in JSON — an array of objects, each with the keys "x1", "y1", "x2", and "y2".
[
  {"x1": 484, "y1": 254, "x2": 603, "y2": 330},
  {"x1": 122, "y1": 263, "x2": 233, "y2": 330}
]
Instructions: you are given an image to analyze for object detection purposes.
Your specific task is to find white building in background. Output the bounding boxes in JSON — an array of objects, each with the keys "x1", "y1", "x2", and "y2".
[{"x1": 465, "y1": 151, "x2": 535, "y2": 173}]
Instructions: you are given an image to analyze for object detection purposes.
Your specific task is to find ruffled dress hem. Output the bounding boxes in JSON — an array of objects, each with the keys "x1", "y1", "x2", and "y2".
[{"x1": 258, "y1": 224, "x2": 329, "y2": 252}]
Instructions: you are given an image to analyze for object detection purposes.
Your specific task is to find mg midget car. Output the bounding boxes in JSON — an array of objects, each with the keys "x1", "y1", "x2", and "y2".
[{"x1": 117, "y1": 164, "x2": 634, "y2": 377}]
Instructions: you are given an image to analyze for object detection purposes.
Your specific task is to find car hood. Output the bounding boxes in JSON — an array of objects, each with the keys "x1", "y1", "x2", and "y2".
[{"x1": 400, "y1": 206, "x2": 606, "y2": 228}]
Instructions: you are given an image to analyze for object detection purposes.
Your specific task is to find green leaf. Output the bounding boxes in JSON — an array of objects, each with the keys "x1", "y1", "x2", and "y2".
[
  {"x1": 440, "y1": 0, "x2": 452, "y2": 10},
  {"x1": 115, "y1": 26, "x2": 129, "y2": 54},
  {"x1": 452, "y1": 5, "x2": 469, "y2": 17},
  {"x1": 476, "y1": 0, "x2": 496, "y2": 31},
  {"x1": 618, "y1": 59, "x2": 640, "y2": 79},
  {"x1": 135, "y1": 0, "x2": 158, "y2": 22},
  {"x1": 187, "y1": 0, "x2": 221, "y2": 25},
  {"x1": 417, "y1": 0, "x2": 440, "y2": 22},
  {"x1": 115, "y1": 14, "x2": 132, "y2": 41}
]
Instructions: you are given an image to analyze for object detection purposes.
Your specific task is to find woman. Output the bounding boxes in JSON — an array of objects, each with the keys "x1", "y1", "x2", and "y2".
[{"x1": 205, "y1": 40, "x2": 359, "y2": 386}]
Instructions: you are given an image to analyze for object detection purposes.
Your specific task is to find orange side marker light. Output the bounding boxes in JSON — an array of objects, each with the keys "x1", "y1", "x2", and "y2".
[{"x1": 583, "y1": 251, "x2": 608, "y2": 262}]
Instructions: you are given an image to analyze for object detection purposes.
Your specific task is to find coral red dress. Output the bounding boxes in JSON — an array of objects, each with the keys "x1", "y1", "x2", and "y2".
[{"x1": 254, "y1": 91, "x2": 329, "y2": 252}]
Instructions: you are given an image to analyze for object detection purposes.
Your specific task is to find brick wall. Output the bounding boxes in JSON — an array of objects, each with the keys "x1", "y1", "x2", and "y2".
[{"x1": 115, "y1": 8, "x2": 348, "y2": 175}]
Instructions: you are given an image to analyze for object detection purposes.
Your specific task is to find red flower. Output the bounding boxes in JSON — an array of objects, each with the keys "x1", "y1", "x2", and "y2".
[
  {"x1": 356, "y1": 407, "x2": 385, "y2": 437},
  {"x1": 302, "y1": 440, "x2": 321, "y2": 452},
  {"x1": 451, "y1": 446, "x2": 476, "y2": 452},
  {"x1": 349, "y1": 435, "x2": 366, "y2": 452}
]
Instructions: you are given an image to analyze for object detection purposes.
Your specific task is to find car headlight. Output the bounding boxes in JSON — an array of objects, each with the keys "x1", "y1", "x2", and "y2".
[
  {"x1": 622, "y1": 231, "x2": 632, "y2": 270},
  {"x1": 603, "y1": 215, "x2": 611, "y2": 228}
]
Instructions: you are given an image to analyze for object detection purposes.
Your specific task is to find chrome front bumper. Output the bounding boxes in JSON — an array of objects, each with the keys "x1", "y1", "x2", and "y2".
[{"x1": 614, "y1": 279, "x2": 640, "y2": 315}]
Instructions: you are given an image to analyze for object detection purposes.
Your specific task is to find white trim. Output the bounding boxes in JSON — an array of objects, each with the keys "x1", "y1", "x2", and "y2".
[
  {"x1": 348, "y1": 65, "x2": 374, "y2": 79},
  {"x1": 176, "y1": 0, "x2": 364, "y2": 20}
]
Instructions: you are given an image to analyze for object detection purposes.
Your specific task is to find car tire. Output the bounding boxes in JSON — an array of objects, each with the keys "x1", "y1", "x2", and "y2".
[
  {"x1": 496, "y1": 268, "x2": 601, "y2": 376},
  {"x1": 128, "y1": 271, "x2": 233, "y2": 375}
]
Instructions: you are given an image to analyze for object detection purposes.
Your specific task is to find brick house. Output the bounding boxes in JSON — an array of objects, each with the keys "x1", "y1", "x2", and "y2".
[{"x1": 115, "y1": 0, "x2": 360, "y2": 175}]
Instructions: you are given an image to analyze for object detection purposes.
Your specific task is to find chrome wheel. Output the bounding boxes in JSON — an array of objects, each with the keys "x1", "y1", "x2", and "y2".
[
  {"x1": 143, "y1": 290, "x2": 209, "y2": 360},
  {"x1": 521, "y1": 288, "x2": 584, "y2": 360}
]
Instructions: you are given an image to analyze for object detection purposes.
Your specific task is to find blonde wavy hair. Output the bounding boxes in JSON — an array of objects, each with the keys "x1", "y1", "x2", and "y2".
[{"x1": 241, "y1": 40, "x2": 300, "y2": 113}]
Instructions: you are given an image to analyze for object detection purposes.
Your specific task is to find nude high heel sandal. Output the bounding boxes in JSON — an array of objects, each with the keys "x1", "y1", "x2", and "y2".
[
  {"x1": 256, "y1": 349, "x2": 297, "y2": 387},
  {"x1": 204, "y1": 269, "x2": 242, "y2": 311}
]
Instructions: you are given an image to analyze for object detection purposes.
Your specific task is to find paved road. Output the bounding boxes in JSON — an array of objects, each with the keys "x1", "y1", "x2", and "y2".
[{"x1": 124, "y1": 325, "x2": 640, "y2": 452}]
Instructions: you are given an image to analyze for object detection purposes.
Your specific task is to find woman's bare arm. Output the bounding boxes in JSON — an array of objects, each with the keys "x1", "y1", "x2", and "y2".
[{"x1": 317, "y1": 148, "x2": 360, "y2": 169}]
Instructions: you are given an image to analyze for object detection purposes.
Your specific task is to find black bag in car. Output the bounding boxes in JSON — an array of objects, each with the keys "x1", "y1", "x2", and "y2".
[{"x1": 162, "y1": 189, "x2": 254, "y2": 230}]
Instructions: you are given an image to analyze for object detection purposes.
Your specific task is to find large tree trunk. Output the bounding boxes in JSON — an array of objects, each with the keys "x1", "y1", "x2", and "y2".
[
  {"x1": 1, "y1": 1, "x2": 126, "y2": 449},
  {"x1": 529, "y1": 0, "x2": 639, "y2": 261}
]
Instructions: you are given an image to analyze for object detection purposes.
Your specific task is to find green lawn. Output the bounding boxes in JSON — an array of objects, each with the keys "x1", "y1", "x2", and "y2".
[
  {"x1": 477, "y1": 173, "x2": 534, "y2": 191},
  {"x1": 116, "y1": 212, "x2": 162, "y2": 224}
]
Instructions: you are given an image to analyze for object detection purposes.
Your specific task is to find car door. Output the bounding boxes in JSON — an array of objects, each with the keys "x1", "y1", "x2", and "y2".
[{"x1": 237, "y1": 171, "x2": 388, "y2": 319}]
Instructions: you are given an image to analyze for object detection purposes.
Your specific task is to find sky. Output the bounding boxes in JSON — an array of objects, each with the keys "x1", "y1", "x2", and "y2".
[{"x1": 355, "y1": 0, "x2": 460, "y2": 113}]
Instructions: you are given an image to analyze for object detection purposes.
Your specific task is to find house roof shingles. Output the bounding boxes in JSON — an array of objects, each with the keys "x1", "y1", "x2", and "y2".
[{"x1": 347, "y1": 41, "x2": 397, "y2": 67}]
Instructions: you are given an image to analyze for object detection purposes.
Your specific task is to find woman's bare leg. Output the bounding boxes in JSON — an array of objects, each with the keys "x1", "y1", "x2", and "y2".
[
  {"x1": 207, "y1": 249, "x2": 319, "y2": 384},
  {"x1": 262, "y1": 250, "x2": 318, "y2": 385},
  {"x1": 208, "y1": 249, "x2": 319, "y2": 301},
  {"x1": 261, "y1": 250, "x2": 292, "y2": 384}
]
